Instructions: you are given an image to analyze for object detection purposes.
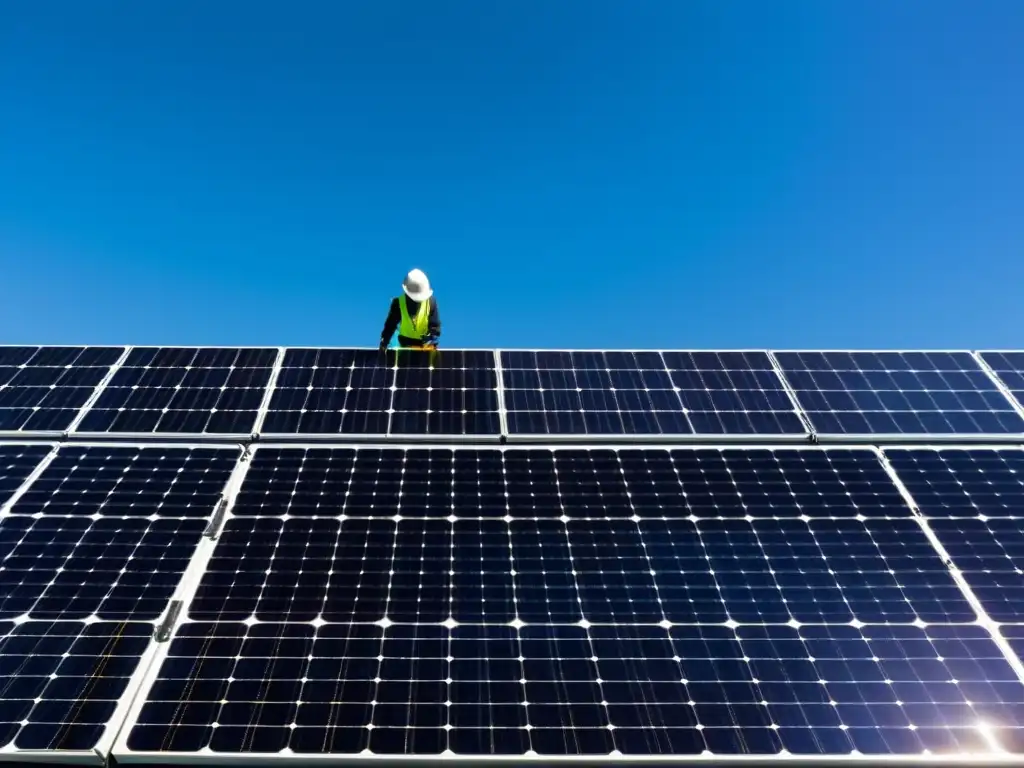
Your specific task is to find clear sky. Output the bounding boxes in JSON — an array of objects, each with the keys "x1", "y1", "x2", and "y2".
[{"x1": 1, "y1": 1, "x2": 1022, "y2": 350}]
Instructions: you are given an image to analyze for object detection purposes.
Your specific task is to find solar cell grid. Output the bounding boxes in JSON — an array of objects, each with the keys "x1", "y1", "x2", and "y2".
[
  {"x1": 884, "y1": 448, "x2": 1024, "y2": 623},
  {"x1": 501, "y1": 350, "x2": 806, "y2": 437},
  {"x1": 261, "y1": 348, "x2": 500, "y2": 437},
  {"x1": 0, "y1": 620, "x2": 153, "y2": 752},
  {"x1": 0, "y1": 346, "x2": 124, "y2": 433},
  {"x1": 75, "y1": 347, "x2": 277, "y2": 435},
  {"x1": 0, "y1": 445, "x2": 239, "y2": 621},
  {"x1": 124, "y1": 621, "x2": 1024, "y2": 757},
  {"x1": 774, "y1": 350, "x2": 1024, "y2": 436},
  {"x1": 979, "y1": 351, "x2": 1024, "y2": 413},
  {"x1": 120, "y1": 444, "x2": 1024, "y2": 758},
  {"x1": 10, "y1": 445, "x2": 240, "y2": 517}
]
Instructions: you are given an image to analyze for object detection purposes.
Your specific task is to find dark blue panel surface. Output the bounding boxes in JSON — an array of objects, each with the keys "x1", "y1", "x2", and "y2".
[
  {"x1": 11, "y1": 446, "x2": 239, "y2": 517},
  {"x1": 925, "y1": 517, "x2": 1024, "y2": 623},
  {"x1": 77, "y1": 347, "x2": 276, "y2": 434},
  {"x1": 885, "y1": 448, "x2": 1024, "y2": 622},
  {"x1": 979, "y1": 351, "x2": 1024, "y2": 412},
  {"x1": 0, "y1": 446, "x2": 235, "y2": 621},
  {"x1": 501, "y1": 350, "x2": 805, "y2": 436},
  {"x1": 886, "y1": 448, "x2": 1024, "y2": 518},
  {"x1": 0, "y1": 443, "x2": 51, "y2": 505},
  {"x1": 124, "y1": 445, "x2": 1024, "y2": 758},
  {"x1": 262, "y1": 348, "x2": 499, "y2": 436},
  {"x1": 0, "y1": 620, "x2": 152, "y2": 751},
  {"x1": 775, "y1": 351, "x2": 1024, "y2": 435},
  {"x1": 126, "y1": 621, "x2": 1024, "y2": 756},
  {"x1": 0, "y1": 514, "x2": 207, "y2": 620},
  {"x1": 195, "y1": 447, "x2": 958, "y2": 625},
  {"x1": 0, "y1": 346, "x2": 123, "y2": 432}
]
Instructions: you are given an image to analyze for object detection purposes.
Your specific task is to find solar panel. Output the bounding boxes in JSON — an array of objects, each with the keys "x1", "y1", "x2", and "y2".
[
  {"x1": 774, "y1": 351, "x2": 1024, "y2": 437},
  {"x1": 0, "y1": 445, "x2": 239, "y2": 621},
  {"x1": 884, "y1": 447, "x2": 1024, "y2": 623},
  {"x1": 260, "y1": 348, "x2": 501, "y2": 438},
  {"x1": 978, "y1": 351, "x2": 1024, "y2": 414},
  {"x1": 0, "y1": 346, "x2": 125, "y2": 434},
  {"x1": 500, "y1": 350, "x2": 807, "y2": 438},
  {"x1": 0, "y1": 620, "x2": 153, "y2": 753},
  {"x1": 73, "y1": 347, "x2": 278, "y2": 436},
  {"x1": 119, "y1": 445, "x2": 1024, "y2": 758}
]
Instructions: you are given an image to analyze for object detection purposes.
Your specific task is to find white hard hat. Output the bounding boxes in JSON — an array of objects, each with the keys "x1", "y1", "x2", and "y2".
[{"x1": 402, "y1": 268, "x2": 433, "y2": 302}]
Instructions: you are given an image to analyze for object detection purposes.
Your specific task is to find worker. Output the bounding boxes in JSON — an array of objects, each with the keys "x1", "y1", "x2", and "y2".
[{"x1": 379, "y1": 268, "x2": 441, "y2": 350}]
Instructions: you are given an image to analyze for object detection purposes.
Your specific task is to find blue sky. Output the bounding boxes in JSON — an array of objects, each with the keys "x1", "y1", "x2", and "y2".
[{"x1": 1, "y1": 1, "x2": 1022, "y2": 350}]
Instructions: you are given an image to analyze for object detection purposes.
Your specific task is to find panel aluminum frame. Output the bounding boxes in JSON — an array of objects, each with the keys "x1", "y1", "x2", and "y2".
[{"x1": 771, "y1": 349, "x2": 1024, "y2": 445}]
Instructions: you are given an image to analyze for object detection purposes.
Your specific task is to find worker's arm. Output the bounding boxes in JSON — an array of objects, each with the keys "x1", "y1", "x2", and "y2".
[
  {"x1": 427, "y1": 299, "x2": 441, "y2": 343},
  {"x1": 379, "y1": 298, "x2": 400, "y2": 349}
]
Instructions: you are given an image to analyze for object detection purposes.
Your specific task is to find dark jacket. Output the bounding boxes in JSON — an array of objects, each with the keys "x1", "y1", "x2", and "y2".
[{"x1": 380, "y1": 296, "x2": 441, "y2": 348}]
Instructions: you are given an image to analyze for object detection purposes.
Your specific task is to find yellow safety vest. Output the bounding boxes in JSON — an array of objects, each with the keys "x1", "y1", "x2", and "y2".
[{"x1": 398, "y1": 295, "x2": 430, "y2": 340}]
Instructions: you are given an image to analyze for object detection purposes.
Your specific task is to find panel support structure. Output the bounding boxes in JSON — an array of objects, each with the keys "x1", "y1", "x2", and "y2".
[
  {"x1": 493, "y1": 348, "x2": 510, "y2": 440},
  {"x1": 766, "y1": 349, "x2": 814, "y2": 437},
  {"x1": 251, "y1": 346, "x2": 286, "y2": 438}
]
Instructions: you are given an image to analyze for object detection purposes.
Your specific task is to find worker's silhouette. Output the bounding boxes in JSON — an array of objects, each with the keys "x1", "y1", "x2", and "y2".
[{"x1": 379, "y1": 269, "x2": 441, "y2": 350}]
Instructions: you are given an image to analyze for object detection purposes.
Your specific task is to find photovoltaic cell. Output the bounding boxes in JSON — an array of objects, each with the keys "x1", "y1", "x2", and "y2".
[
  {"x1": 774, "y1": 351, "x2": 1024, "y2": 436},
  {"x1": 978, "y1": 351, "x2": 1024, "y2": 413},
  {"x1": 0, "y1": 346, "x2": 123, "y2": 433},
  {"x1": 501, "y1": 350, "x2": 806, "y2": 436},
  {"x1": 0, "y1": 445, "x2": 238, "y2": 621},
  {"x1": 261, "y1": 348, "x2": 500, "y2": 436},
  {"x1": 0, "y1": 443, "x2": 52, "y2": 506},
  {"x1": 125, "y1": 446, "x2": 1024, "y2": 758},
  {"x1": 0, "y1": 620, "x2": 153, "y2": 752},
  {"x1": 885, "y1": 448, "x2": 1024, "y2": 622},
  {"x1": 75, "y1": 347, "x2": 277, "y2": 435}
]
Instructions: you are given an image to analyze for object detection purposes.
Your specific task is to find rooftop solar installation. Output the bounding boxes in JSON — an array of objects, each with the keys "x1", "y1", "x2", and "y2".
[
  {"x1": 1, "y1": 345, "x2": 1023, "y2": 765},
  {"x1": 117, "y1": 445, "x2": 1024, "y2": 759},
  {"x1": 73, "y1": 347, "x2": 278, "y2": 436},
  {"x1": 261, "y1": 348, "x2": 500, "y2": 438},
  {"x1": 500, "y1": 350, "x2": 807, "y2": 438},
  {"x1": 978, "y1": 351, "x2": 1024, "y2": 414},
  {"x1": 884, "y1": 447, "x2": 1024, "y2": 623},
  {"x1": 773, "y1": 351, "x2": 1024, "y2": 437},
  {"x1": 0, "y1": 346, "x2": 125, "y2": 434}
]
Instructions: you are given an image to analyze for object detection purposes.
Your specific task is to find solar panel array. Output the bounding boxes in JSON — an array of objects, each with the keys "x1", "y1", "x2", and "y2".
[{"x1": 0, "y1": 345, "x2": 1021, "y2": 766}]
